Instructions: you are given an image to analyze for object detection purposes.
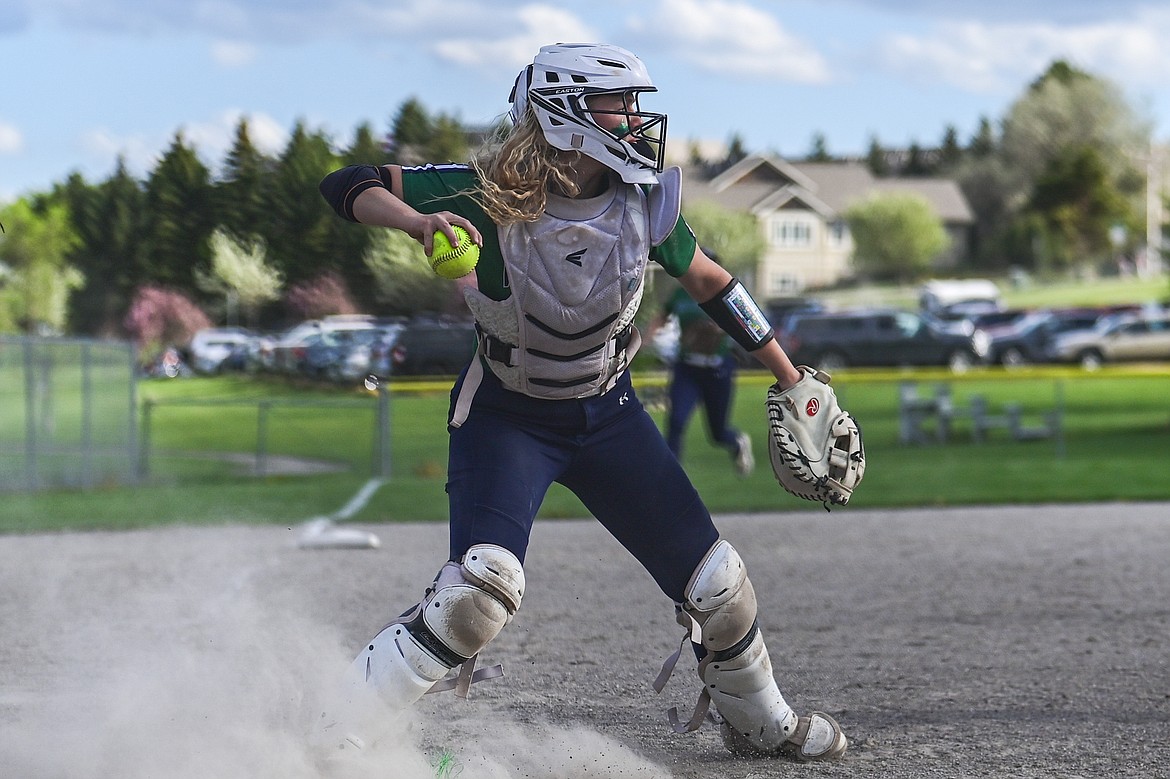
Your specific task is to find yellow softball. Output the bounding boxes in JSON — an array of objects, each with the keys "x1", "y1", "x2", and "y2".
[{"x1": 430, "y1": 226, "x2": 479, "y2": 279}]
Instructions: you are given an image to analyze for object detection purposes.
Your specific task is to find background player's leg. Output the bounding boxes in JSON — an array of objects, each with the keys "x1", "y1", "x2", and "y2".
[
  {"x1": 665, "y1": 365, "x2": 703, "y2": 459},
  {"x1": 700, "y1": 363, "x2": 738, "y2": 449}
]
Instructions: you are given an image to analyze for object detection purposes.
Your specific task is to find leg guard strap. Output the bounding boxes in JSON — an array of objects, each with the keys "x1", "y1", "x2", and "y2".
[
  {"x1": 345, "y1": 545, "x2": 524, "y2": 709},
  {"x1": 699, "y1": 625, "x2": 797, "y2": 751}
]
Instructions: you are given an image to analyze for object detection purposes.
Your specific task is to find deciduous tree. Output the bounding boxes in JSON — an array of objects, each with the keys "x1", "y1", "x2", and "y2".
[
  {"x1": 199, "y1": 228, "x2": 283, "y2": 327},
  {"x1": 0, "y1": 198, "x2": 83, "y2": 334},
  {"x1": 844, "y1": 193, "x2": 950, "y2": 282}
]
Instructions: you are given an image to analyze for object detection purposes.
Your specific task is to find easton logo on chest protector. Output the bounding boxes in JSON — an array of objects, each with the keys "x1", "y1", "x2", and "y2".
[{"x1": 564, "y1": 248, "x2": 587, "y2": 267}]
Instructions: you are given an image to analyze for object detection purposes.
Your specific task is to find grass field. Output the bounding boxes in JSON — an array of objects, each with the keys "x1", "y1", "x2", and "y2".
[
  {"x1": 3, "y1": 363, "x2": 1169, "y2": 534},
  {"x1": 816, "y1": 273, "x2": 1169, "y2": 310}
]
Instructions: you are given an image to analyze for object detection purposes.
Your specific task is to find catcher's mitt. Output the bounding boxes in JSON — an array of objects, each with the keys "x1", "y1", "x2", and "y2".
[{"x1": 766, "y1": 366, "x2": 865, "y2": 509}]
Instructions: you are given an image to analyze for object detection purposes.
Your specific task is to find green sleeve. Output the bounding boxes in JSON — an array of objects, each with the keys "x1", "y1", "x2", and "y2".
[
  {"x1": 398, "y1": 165, "x2": 494, "y2": 238},
  {"x1": 399, "y1": 165, "x2": 509, "y2": 300},
  {"x1": 650, "y1": 214, "x2": 698, "y2": 277}
]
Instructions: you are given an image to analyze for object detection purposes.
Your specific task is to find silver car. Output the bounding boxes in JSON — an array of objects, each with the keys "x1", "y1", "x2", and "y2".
[{"x1": 1046, "y1": 312, "x2": 1170, "y2": 369}]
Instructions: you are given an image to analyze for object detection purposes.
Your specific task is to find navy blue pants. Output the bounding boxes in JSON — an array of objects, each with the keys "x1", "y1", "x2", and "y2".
[
  {"x1": 446, "y1": 366, "x2": 719, "y2": 603},
  {"x1": 665, "y1": 357, "x2": 740, "y2": 459}
]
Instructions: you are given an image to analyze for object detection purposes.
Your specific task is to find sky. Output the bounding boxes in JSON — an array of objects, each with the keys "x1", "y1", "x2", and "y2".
[{"x1": 2, "y1": 0, "x2": 1170, "y2": 204}]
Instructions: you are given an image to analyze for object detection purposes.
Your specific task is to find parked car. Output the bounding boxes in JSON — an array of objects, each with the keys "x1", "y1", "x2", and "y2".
[
  {"x1": 187, "y1": 327, "x2": 255, "y2": 374},
  {"x1": 1045, "y1": 311, "x2": 1170, "y2": 369},
  {"x1": 264, "y1": 315, "x2": 378, "y2": 374},
  {"x1": 918, "y1": 279, "x2": 1003, "y2": 317},
  {"x1": 384, "y1": 317, "x2": 478, "y2": 376},
  {"x1": 778, "y1": 308, "x2": 983, "y2": 372},
  {"x1": 331, "y1": 323, "x2": 405, "y2": 383},
  {"x1": 765, "y1": 296, "x2": 826, "y2": 335},
  {"x1": 978, "y1": 308, "x2": 1105, "y2": 367},
  {"x1": 964, "y1": 308, "x2": 1032, "y2": 333}
]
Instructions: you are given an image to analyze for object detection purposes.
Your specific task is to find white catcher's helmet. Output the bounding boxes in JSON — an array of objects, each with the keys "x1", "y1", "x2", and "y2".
[{"x1": 509, "y1": 43, "x2": 668, "y2": 185}]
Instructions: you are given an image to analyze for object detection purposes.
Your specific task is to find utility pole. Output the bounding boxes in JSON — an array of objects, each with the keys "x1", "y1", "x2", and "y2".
[{"x1": 1145, "y1": 140, "x2": 1166, "y2": 277}]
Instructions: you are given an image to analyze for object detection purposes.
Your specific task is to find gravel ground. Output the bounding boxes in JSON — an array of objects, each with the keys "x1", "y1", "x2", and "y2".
[{"x1": 1, "y1": 502, "x2": 1168, "y2": 778}]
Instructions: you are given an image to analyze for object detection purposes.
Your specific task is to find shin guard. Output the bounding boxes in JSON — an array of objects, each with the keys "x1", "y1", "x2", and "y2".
[{"x1": 319, "y1": 544, "x2": 524, "y2": 749}]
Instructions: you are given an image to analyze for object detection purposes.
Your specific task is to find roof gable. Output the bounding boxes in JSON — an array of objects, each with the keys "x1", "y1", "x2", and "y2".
[
  {"x1": 685, "y1": 155, "x2": 973, "y2": 225},
  {"x1": 709, "y1": 155, "x2": 817, "y2": 193}
]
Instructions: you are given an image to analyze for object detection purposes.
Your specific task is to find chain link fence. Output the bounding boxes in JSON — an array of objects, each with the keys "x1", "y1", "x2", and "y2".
[
  {"x1": 0, "y1": 337, "x2": 139, "y2": 492},
  {"x1": 137, "y1": 390, "x2": 391, "y2": 481}
]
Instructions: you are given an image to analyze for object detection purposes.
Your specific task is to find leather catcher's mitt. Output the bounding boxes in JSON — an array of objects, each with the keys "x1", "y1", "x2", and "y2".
[{"x1": 766, "y1": 366, "x2": 865, "y2": 508}]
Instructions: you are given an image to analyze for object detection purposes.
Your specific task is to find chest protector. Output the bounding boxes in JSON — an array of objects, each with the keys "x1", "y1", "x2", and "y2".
[{"x1": 464, "y1": 180, "x2": 673, "y2": 399}]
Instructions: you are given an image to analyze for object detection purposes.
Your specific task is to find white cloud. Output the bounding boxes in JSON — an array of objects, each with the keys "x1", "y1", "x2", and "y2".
[
  {"x1": 79, "y1": 127, "x2": 159, "y2": 178},
  {"x1": 210, "y1": 39, "x2": 258, "y2": 67},
  {"x1": 845, "y1": 0, "x2": 1158, "y2": 25},
  {"x1": 79, "y1": 110, "x2": 289, "y2": 181},
  {"x1": 0, "y1": 121, "x2": 23, "y2": 154},
  {"x1": 877, "y1": 9, "x2": 1170, "y2": 94},
  {"x1": 432, "y1": 5, "x2": 598, "y2": 70},
  {"x1": 184, "y1": 110, "x2": 290, "y2": 161},
  {"x1": 630, "y1": 0, "x2": 832, "y2": 83}
]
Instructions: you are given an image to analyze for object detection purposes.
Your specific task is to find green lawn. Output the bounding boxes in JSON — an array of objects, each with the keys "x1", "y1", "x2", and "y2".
[
  {"x1": 816, "y1": 273, "x2": 1169, "y2": 310},
  {"x1": 2, "y1": 366, "x2": 1169, "y2": 534}
]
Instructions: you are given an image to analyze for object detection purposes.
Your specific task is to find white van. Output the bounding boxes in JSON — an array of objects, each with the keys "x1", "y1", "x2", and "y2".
[
  {"x1": 919, "y1": 279, "x2": 1003, "y2": 317},
  {"x1": 188, "y1": 327, "x2": 255, "y2": 374}
]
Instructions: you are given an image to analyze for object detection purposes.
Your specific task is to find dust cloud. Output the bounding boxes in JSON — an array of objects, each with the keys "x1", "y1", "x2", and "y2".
[{"x1": 0, "y1": 544, "x2": 673, "y2": 779}]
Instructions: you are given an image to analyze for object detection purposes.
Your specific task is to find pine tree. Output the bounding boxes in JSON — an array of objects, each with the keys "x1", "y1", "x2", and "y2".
[
  {"x1": 866, "y1": 136, "x2": 890, "y2": 176},
  {"x1": 61, "y1": 161, "x2": 146, "y2": 334},
  {"x1": 267, "y1": 121, "x2": 342, "y2": 292},
  {"x1": 938, "y1": 125, "x2": 963, "y2": 172},
  {"x1": 968, "y1": 117, "x2": 996, "y2": 158},
  {"x1": 903, "y1": 142, "x2": 932, "y2": 177},
  {"x1": 141, "y1": 133, "x2": 216, "y2": 291},
  {"x1": 341, "y1": 122, "x2": 387, "y2": 166},
  {"x1": 332, "y1": 122, "x2": 388, "y2": 309},
  {"x1": 806, "y1": 132, "x2": 832, "y2": 162},
  {"x1": 429, "y1": 113, "x2": 470, "y2": 163},
  {"x1": 219, "y1": 118, "x2": 275, "y2": 242},
  {"x1": 390, "y1": 98, "x2": 433, "y2": 164}
]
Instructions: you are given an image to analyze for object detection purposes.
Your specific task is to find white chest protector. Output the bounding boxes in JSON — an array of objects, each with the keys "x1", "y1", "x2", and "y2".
[{"x1": 464, "y1": 169, "x2": 681, "y2": 400}]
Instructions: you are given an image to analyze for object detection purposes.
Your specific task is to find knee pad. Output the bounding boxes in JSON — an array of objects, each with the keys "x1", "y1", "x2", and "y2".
[
  {"x1": 681, "y1": 539, "x2": 758, "y2": 652},
  {"x1": 345, "y1": 544, "x2": 525, "y2": 710},
  {"x1": 421, "y1": 543, "x2": 525, "y2": 660}
]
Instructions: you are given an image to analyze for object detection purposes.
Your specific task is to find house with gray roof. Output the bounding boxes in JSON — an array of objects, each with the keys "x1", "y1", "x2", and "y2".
[{"x1": 681, "y1": 155, "x2": 974, "y2": 297}]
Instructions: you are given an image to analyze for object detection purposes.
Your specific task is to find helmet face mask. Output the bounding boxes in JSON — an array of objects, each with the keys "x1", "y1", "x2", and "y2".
[{"x1": 511, "y1": 44, "x2": 668, "y2": 184}]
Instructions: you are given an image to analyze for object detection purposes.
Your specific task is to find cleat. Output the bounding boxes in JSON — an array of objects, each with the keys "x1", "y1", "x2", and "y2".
[
  {"x1": 733, "y1": 432, "x2": 754, "y2": 477},
  {"x1": 721, "y1": 710, "x2": 847, "y2": 762}
]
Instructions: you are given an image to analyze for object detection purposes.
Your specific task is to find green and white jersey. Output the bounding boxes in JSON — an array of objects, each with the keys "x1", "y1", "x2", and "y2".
[
  {"x1": 663, "y1": 285, "x2": 733, "y2": 361},
  {"x1": 402, "y1": 163, "x2": 699, "y2": 399},
  {"x1": 399, "y1": 164, "x2": 698, "y2": 302}
]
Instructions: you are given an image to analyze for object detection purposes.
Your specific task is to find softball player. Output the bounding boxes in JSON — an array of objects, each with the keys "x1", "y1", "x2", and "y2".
[
  {"x1": 653, "y1": 252, "x2": 754, "y2": 476},
  {"x1": 318, "y1": 43, "x2": 846, "y2": 762}
]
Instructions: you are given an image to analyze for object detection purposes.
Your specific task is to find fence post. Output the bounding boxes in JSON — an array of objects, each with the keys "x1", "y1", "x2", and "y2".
[
  {"x1": 256, "y1": 401, "x2": 270, "y2": 477},
  {"x1": 128, "y1": 343, "x2": 139, "y2": 485},
  {"x1": 138, "y1": 399, "x2": 154, "y2": 480},
  {"x1": 81, "y1": 342, "x2": 93, "y2": 488},
  {"x1": 375, "y1": 386, "x2": 391, "y2": 478},
  {"x1": 1054, "y1": 379, "x2": 1066, "y2": 459},
  {"x1": 22, "y1": 339, "x2": 37, "y2": 491}
]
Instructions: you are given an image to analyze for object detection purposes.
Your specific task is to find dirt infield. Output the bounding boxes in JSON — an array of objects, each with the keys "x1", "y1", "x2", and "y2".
[{"x1": 2, "y1": 502, "x2": 1168, "y2": 778}]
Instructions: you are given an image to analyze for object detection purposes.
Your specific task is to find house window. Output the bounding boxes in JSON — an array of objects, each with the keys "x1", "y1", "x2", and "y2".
[
  {"x1": 768, "y1": 272, "x2": 803, "y2": 296},
  {"x1": 828, "y1": 220, "x2": 849, "y2": 246},
  {"x1": 769, "y1": 218, "x2": 812, "y2": 247}
]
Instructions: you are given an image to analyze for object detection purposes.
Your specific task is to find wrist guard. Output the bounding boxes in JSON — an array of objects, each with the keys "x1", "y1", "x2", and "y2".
[{"x1": 699, "y1": 278, "x2": 774, "y2": 352}]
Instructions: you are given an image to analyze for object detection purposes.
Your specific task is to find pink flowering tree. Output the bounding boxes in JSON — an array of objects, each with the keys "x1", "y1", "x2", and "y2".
[
  {"x1": 123, "y1": 285, "x2": 212, "y2": 360},
  {"x1": 284, "y1": 271, "x2": 360, "y2": 319}
]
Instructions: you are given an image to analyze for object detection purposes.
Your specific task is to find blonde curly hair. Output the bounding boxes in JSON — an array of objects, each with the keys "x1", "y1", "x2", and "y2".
[{"x1": 471, "y1": 109, "x2": 588, "y2": 225}]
